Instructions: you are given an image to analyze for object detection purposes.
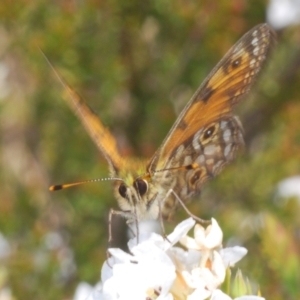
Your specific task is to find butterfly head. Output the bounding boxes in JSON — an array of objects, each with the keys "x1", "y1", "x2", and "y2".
[{"x1": 112, "y1": 160, "x2": 160, "y2": 222}]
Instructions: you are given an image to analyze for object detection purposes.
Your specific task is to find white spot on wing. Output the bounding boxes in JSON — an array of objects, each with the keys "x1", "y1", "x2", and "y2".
[
  {"x1": 206, "y1": 158, "x2": 214, "y2": 165},
  {"x1": 224, "y1": 144, "x2": 232, "y2": 158},
  {"x1": 175, "y1": 145, "x2": 185, "y2": 159},
  {"x1": 250, "y1": 58, "x2": 256, "y2": 68},
  {"x1": 223, "y1": 129, "x2": 231, "y2": 142},
  {"x1": 183, "y1": 155, "x2": 193, "y2": 166},
  {"x1": 196, "y1": 155, "x2": 205, "y2": 165},
  {"x1": 204, "y1": 144, "x2": 216, "y2": 156},
  {"x1": 192, "y1": 130, "x2": 202, "y2": 150},
  {"x1": 220, "y1": 120, "x2": 228, "y2": 130},
  {"x1": 251, "y1": 37, "x2": 258, "y2": 45}
]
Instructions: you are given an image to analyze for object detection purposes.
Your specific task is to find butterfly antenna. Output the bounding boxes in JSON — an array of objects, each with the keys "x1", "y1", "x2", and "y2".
[
  {"x1": 154, "y1": 163, "x2": 200, "y2": 174},
  {"x1": 39, "y1": 48, "x2": 73, "y2": 92},
  {"x1": 137, "y1": 165, "x2": 197, "y2": 180},
  {"x1": 49, "y1": 177, "x2": 124, "y2": 191}
]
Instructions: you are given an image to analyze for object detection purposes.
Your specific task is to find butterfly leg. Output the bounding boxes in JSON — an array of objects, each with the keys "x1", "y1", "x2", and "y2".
[
  {"x1": 108, "y1": 208, "x2": 138, "y2": 243},
  {"x1": 156, "y1": 201, "x2": 173, "y2": 243},
  {"x1": 164, "y1": 189, "x2": 211, "y2": 224},
  {"x1": 108, "y1": 208, "x2": 121, "y2": 243}
]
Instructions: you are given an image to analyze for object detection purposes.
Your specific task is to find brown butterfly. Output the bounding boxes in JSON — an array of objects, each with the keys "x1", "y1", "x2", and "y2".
[{"x1": 49, "y1": 24, "x2": 276, "y2": 223}]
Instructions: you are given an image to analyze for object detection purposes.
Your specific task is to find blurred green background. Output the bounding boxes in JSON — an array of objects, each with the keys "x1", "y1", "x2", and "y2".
[{"x1": 0, "y1": 0, "x2": 299, "y2": 299}]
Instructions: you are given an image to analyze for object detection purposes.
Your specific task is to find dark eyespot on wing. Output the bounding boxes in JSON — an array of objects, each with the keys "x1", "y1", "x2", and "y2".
[
  {"x1": 203, "y1": 125, "x2": 216, "y2": 140},
  {"x1": 222, "y1": 56, "x2": 243, "y2": 74},
  {"x1": 190, "y1": 169, "x2": 202, "y2": 185},
  {"x1": 232, "y1": 57, "x2": 242, "y2": 68}
]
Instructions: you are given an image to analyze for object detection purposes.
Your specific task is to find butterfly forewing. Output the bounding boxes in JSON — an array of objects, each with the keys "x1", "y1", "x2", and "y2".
[
  {"x1": 148, "y1": 24, "x2": 276, "y2": 173},
  {"x1": 63, "y1": 83, "x2": 123, "y2": 175},
  {"x1": 147, "y1": 24, "x2": 276, "y2": 218}
]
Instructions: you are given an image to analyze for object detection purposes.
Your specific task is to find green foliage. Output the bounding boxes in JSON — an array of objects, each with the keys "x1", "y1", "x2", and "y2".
[{"x1": 0, "y1": 1, "x2": 299, "y2": 299}]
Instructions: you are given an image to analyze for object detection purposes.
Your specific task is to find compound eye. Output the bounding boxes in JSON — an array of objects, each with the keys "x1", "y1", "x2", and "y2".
[
  {"x1": 118, "y1": 184, "x2": 127, "y2": 198},
  {"x1": 135, "y1": 179, "x2": 148, "y2": 196}
]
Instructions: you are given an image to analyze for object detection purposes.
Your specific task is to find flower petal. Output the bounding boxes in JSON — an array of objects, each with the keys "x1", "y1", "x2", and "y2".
[
  {"x1": 180, "y1": 235, "x2": 201, "y2": 250},
  {"x1": 220, "y1": 246, "x2": 248, "y2": 267},
  {"x1": 210, "y1": 251, "x2": 226, "y2": 287},
  {"x1": 235, "y1": 297, "x2": 265, "y2": 300},
  {"x1": 202, "y1": 219, "x2": 223, "y2": 249},
  {"x1": 187, "y1": 286, "x2": 211, "y2": 300},
  {"x1": 211, "y1": 289, "x2": 232, "y2": 300},
  {"x1": 167, "y1": 218, "x2": 196, "y2": 247}
]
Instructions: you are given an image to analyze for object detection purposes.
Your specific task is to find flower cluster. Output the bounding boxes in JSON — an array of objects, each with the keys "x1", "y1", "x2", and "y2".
[{"x1": 74, "y1": 218, "x2": 264, "y2": 300}]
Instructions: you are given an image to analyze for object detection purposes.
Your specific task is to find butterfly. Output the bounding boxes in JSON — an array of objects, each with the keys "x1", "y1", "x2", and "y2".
[{"x1": 49, "y1": 23, "x2": 276, "y2": 223}]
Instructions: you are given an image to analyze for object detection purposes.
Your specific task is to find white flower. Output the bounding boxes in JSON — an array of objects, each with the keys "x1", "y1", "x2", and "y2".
[
  {"x1": 180, "y1": 218, "x2": 223, "y2": 251},
  {"x1": 99, "y1": 219, "x2": 196, "y2": 300},
  {"x1": 171, "y1": 219, "x2": 248, "y2": 299},
  {"x1": 0, "y1": 232, "x2": 11, "y2": 259},
  {"x1": 103, "y1": 244, "x2": 176, "y2": 300},
  {"x1": 74, "y1": 218, "x2": 257, "y2": 300},
  {"x1": 219, "y1": 246, "x2": 247, "y2": 268},
  {"x1": 211, "y1": 289, "x2": 265, "y2": 300},
  {"x1": 127, "y1": 217, "x2": 196, "y2": 253},
  {"x1": 275, "y1": 176, "x2": 300, "y2": 205},
  {"x1": 169, "y1": 219, "x2": 226, "y2": 298},
  {"x1": 267, "y1": 0, "x2": 300, "y2": 29},
  {"x1": 73, "y1": 282, "x2": 95, "y2": 300},
  {"x1": 0, "y1": 287, "x2": 13, "y2": 300}
]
